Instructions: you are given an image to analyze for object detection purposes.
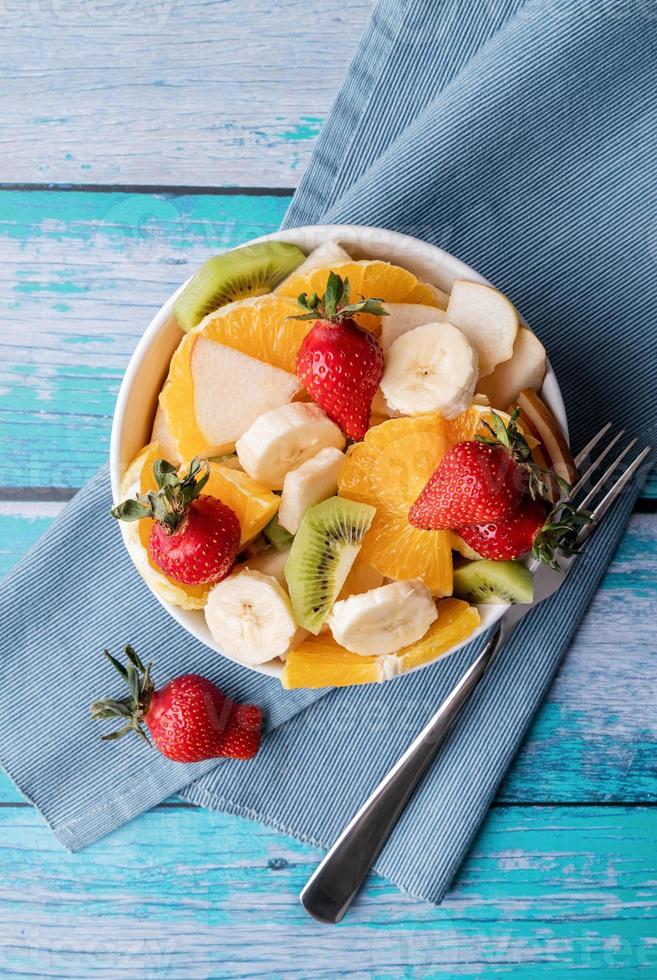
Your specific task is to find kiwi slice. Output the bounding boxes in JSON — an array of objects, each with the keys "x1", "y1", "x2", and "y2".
[
  {"x1": 263, "y1": 514, "x2": 294, "y2": 552},
  {"x1": 285, "y1": 496, "x2": 376, "y2": 634},
  {"x1": 453, "y1": 559, "x2": 533, "y2": 605},
  {"x1": 174, "y1": 241, "x2": 306, "y2": 332}
]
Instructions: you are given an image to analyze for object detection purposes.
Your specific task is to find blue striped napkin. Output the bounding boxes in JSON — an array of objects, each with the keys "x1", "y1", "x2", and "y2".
[{"x1": 0, "y1": 0, "x2": 655, "y2": 904}]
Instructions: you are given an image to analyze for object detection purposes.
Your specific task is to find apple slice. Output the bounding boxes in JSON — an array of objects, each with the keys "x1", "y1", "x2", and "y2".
[
  {"x1": 192, "y1": 337, "x2": 300, "y2": 454},
  {"x1": 516, "y1": 388, "x2": 578, "y2": 486},
  {"x1": 380, "y1": 302, "x2": 448, "y2": 350},
  {"x1": 477, "y1": 327, "x2": 547, "y2": 407},
  {"x1": 447, "y1": 280, "x2": 519, "y2": 377}
]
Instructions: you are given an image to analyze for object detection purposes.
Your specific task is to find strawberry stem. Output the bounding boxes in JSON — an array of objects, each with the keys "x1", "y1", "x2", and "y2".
[
  {"x1": 532, "y1": 501, "x2": 593, "y2": 569},
  {"x1": 111, "y1": 456, "x2": 209, "y2": 533},
  {"x1": 90, "y1": 646, "x2": 155, "y2": 746},
  {"x1": 476, "y1": 409, "x2": 550, "y2": 500},
  {"x1": 289, "y1": 270, "x2": 388, "y2": 322}
]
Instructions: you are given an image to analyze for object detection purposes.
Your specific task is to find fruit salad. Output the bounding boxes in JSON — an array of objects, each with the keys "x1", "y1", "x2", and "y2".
[{"x1": 113, "y1": 237, "x2": 582, "y2": 690}]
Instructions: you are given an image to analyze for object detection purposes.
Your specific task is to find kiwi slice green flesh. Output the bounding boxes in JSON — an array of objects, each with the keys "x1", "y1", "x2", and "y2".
[
  {"x1": 453, "y1": 559, "x2": 534, "y2": 605},
  {"x1": 285, "y1": 496, "x2": 376, "y2": 634},
  {"x1": 263, "y1": 514, "x2": 294, "y2": 552},
  {"x1": 174, "y1": 241, "x2": 306, "y2": 332}
]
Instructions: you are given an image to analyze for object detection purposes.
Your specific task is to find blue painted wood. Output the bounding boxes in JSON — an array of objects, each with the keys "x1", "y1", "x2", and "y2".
[
  {"x1": 0, "y1": 804, "x2": 654, "y2": 977},
  {"x1": 0, "y1": 0, "x2": 373, "y2": 187},
  {"x1": 0, "y1": 190, "x2": 289, "y2": 488}
]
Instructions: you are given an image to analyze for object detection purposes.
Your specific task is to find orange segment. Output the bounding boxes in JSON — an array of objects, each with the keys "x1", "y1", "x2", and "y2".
[
  {"x1": 203, "y1": 464, "x2": 279, "y2": 545},
  {"x1": 198, "y1": 294, "x2": 307, "y2": 373},
  {"x1": 446, "y1": 404, "x2": 538, "y2": 449},
  {"x1": 398, "y1": 599, "x2": 480, "y2": 672},
  {"x1": 277, "y1": 260, "x2": 444, "y2": 333},
  {"x1": 405, "y1": 280, "x2": 449, "y2": 308},
  {"x1": 282, "y1": 598, "x2": 480, "y2": 689},
  {"x1": 338, "y1": 416, "x2": 453, "y2": 594},
  {"x1": 282, "y1": 634, "x2": 380, "y2": 689},
  {"x1": 159, "y1": 334, "x2": 211, "y2": 462}
]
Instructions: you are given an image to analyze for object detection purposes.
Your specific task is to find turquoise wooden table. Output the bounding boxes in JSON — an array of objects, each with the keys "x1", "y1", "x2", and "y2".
[{"x1": 1, "y1": 2, "x2": 656, "y2": 975}]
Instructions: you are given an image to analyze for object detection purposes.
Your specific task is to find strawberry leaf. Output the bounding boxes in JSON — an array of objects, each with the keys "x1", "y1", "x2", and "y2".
[{"x1": 288, "y1": 271, "x2": 389, "y2": 323}]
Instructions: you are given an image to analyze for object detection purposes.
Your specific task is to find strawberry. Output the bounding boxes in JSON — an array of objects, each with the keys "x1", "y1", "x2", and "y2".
[
  {"x1": 457, "y1": 496, "x2": 547, "y2": 560},
  {"x1": 409, "y1": 440, "x2": 525, "y2": 530},
  {"x1": 90, "y1": 646, "x2": 262, "y2": 762},
  {"x1": 409, "y1": 409, "x2": 552, "y2": 531},
  {"x1": 291, "y1": 271, "x2": 386, "y2": 440},
  {"x1": 112, "y1": 457, "x2": 240, "y2": 586},
  {"x1": 457, "y1": 496, "x2": 591, "y2": 567}
]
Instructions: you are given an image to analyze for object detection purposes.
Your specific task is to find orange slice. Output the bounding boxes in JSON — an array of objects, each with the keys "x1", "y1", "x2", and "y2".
[
  {"x1": 277, "y1": 260, "x2": 444, "y2": 333},
  {"x1": 446, "y1": 404, "x2": 538, "y2": 448},
  {"x1": 282, "y1": 634, "x2": 380, "y2": 689},
  {"x1": 398, "y1": 599, "x2": 480, "y2": 672},
  {"x1": 197, "y1": 294, "x2": 308, "y2": 373},
  {"x1": 405, "y1": 280, "x2": 449, "y2": 308},
  {"x1": 203, "y1": 464, "x2": 279, "y2": 545},
  {"x1": 338, "y1": 415, "x2": 453, "y2": 594},
  {"x1": 282, "y1": 598, "x2": 479, "y2": 689}
]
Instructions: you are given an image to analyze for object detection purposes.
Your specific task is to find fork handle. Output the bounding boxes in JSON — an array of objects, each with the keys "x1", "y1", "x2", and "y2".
[{"x1": 300, "y1": 619, "x2": 510, "y2": 923}]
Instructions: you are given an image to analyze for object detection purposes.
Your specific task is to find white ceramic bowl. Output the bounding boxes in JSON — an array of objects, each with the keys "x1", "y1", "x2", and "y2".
[{"x1": 110, "y1": 224, "x2": 568, "y2": 682}]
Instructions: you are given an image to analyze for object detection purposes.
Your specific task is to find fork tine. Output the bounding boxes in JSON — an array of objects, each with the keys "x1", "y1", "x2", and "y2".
[
  {"x1": 574, "y1": 422, "x2": 613, "y2": 468},
  {"x1": 577, "y1": 438, "x2": 638, "y2": 511},
  {"x1": 566, "y1": 429, "x2": 625, "y2": 503},
  {"x1": 576, "y1": 446, "x2": 651, "y2": 546}
]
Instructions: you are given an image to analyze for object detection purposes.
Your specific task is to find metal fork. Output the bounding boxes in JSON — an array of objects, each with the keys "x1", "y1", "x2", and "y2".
[{"x1": 300, "y1": 425, "x2": 651, "y2": 923}]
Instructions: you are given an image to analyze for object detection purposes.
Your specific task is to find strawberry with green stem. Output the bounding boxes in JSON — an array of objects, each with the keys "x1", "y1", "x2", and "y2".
[
  {"x1": 410, "y1": 410, "x2": 561, "y2": 531},
  {"x1": 112, "y1": 456, "x2": 241, "y2": 586},
  {"x1": 290, "y1": 271, "x2": 388, "y2": 440},
  {"x1": 90, "y1": 645, "x2": 262, "y2": 762}
]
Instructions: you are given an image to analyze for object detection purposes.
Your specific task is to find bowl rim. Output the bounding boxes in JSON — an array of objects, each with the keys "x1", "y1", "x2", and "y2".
[{"x1": 110, "y1": 223, "x2": 568, "y2": 684}]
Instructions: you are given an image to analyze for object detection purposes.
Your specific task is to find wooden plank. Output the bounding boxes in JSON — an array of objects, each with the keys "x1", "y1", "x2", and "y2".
[
  {"x1": 1, "y1": 511, "x2": 655, "y2": 806},
  {"x1": 1, "y1": 187, "x2": 655, "y2": 496},
  {"x1": 0, "y1": 804, "x2": 654, "y2": 976},
  {"x1": 0, "y1": 0, "x2": 373, "y2": 188},
  {"x1": 0, "y1": 189, "x2": 289, "y2": 488}
]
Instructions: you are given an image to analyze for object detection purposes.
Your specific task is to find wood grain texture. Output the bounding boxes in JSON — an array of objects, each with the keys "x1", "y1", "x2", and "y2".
[
  {"x1": 0, "y1": 804, "x2": 655, "y2": 978},
  {"x1": 0, "y1": 511, "x2": 655, "y2": 808},
  {"x1": 0, "y1": 189, "x2": 288, "y2": 487},
  {"x1": 0, "y1": 0, "x2": 373, "y2": 187}
]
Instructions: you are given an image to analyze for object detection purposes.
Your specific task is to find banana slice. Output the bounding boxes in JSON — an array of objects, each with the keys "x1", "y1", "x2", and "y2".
[
  {"x1": 327, "y1": 579, "x2": 437, "y2": 656},
  {"x1": 278, "y1": 447, "x2": 346, "y2": 534},
  {"x1": 205, "y1": 569, "x2": 297, "y2": 665},
  {"x1": 236, "y1": 402, "x2": 346, "y2": 490},
  {"x1": 380, "y1": 302, "x2": 448, "y2": 351},
  {"x1": 380, "y1": 321, "x2": 478, "y2": 419}
]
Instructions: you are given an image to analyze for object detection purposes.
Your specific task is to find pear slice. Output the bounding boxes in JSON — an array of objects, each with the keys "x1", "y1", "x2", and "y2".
[
  {"x1": 290, "y1": 240, "x2": 352, "y2": 278},
  {"x1": 447, "y1": 280, "x2": 519, "y2": 377},
  {"x1": 191, "y1": 337, "x2": 300, "y2": 455},
  {"x1": 380, "y1": 302, "x2": 448, "y2": 351},
  {"x1": 477, "y1": 327, "x2": 547, "y2": 407}
]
